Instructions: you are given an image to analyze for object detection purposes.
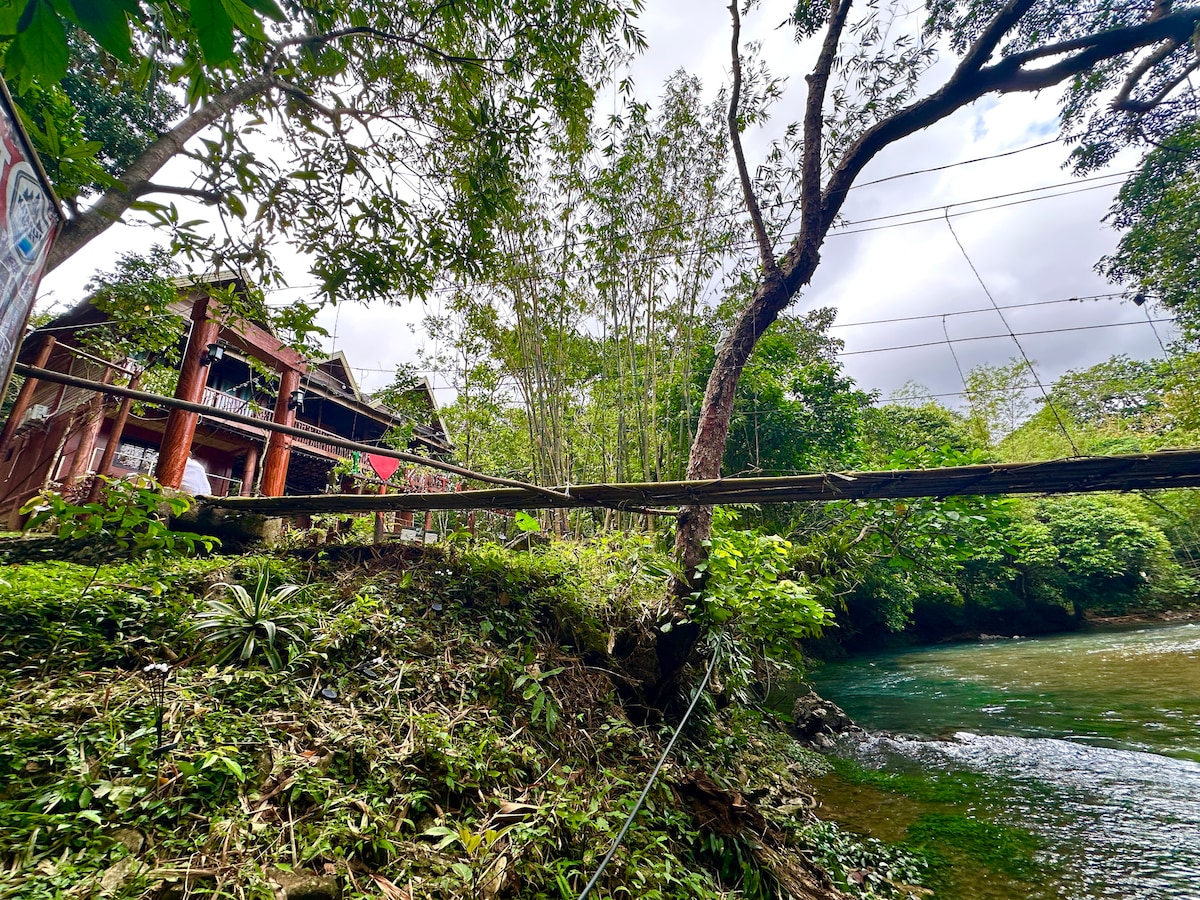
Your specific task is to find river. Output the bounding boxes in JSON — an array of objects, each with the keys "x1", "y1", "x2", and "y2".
[{"x1": 806, "y1": 622, "x2": 1200, "y2": 899}]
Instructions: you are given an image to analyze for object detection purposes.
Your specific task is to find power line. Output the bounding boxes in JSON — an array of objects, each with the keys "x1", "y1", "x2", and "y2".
[
  {"x1": 830, "y1": 178, "x2": 1124, "y2": 238},
  {"x1": 837, "y1": 170, "x2": 1130, "y2": 229},
  {"x1": 944, "y1": 209, "x2": 1077, "y2": 453},
  {"x1": 853, "y1": 135, "x2": 1071, "y2": 189},
  {"x1": 839, "y1": 317, "x2": 1174, "y2": 356},
  {"x1": 829, "y1": 292, "x2": 1125, "y2": 330}
]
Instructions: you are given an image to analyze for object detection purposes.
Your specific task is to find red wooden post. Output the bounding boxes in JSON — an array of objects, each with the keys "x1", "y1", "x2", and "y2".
[
  {"x1": 240, "y1": 442, "x2": 259, "y2": 495},
  {"x1": 89, "y1": 370, "x2": 142, "y2": 500},
  {"x1": 156, "y1": 303, "x2": 219, "y2": 488},
  {"x1": 0, "y1": 334, "x2": 55, "y2": 461},
  {"x1": 259, "y1": 366, "x2": 300, "y2": 497}
]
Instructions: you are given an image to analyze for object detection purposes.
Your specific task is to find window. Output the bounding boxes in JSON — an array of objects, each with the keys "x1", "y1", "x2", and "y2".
[{"x1": 113, "y1": 442, "x2": 159, "y2": 473}]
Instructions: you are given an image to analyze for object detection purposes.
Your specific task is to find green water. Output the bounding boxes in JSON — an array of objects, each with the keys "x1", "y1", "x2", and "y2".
[{"x1": 807, "y1": 622, "x2": 1200, "y2": 898}]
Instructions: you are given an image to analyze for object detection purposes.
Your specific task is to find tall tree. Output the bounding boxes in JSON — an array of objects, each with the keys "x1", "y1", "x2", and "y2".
[
  {"x1": 673, "y1": 0, "x2": 1200, "y2": 590},
  {"x1": 587, "y1": 72, "x2": 739, "y2": 485},
  {"x1": 962, "y1": 357, "x2": 1036, "y2": 447},
  {"x1": 5, "y1": 0, "x2": 643, "y2": 304}
]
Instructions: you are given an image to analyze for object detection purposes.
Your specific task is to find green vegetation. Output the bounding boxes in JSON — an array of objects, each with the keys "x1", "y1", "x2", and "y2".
[
  {"x1": 905, "y1": 814, "x2": 1041, "y2": 883},
  {"x1": 0, "y1": 538, "x2": 934, "y2": 900}
]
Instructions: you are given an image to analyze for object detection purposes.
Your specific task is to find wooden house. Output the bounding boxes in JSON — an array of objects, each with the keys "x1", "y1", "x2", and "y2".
[{"x1": 0, "y1": 274, "x2": 450, "y2": 525}]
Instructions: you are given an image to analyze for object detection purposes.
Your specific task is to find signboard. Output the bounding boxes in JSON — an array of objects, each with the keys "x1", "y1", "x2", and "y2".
[{"x1": 0, "y1": 77, "x2": 61, "y2": 393}]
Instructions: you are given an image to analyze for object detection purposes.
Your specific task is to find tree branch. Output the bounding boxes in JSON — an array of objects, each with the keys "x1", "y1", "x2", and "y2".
[
  {"x1": 998, "y1": 7, "x2": 1200, "y2": 69},
  {"x1": 953, "y1": 0, "x2": 1038, "y2": 76},
  {"x1": 812, "y1": 4, "x2": 1200, "y2": 269},
  {"x1": 271, "y1": 26, "x2": 503, "y2": 73},
  {"x1": 47, "y1": 74, "x2": 276, "y2": 271},
  {"x1": 727, "y1": 1, "x2": 776, "y2": 276},
  {"x1": 800, "y1": 0, "x2": 854, "y2": 244},
  {"x1": 129, "y1": 183, "x2": 222, "y2": 203},
  {"x1": 1113, "y1": 38, "x2": 1195, "y2": 112}
]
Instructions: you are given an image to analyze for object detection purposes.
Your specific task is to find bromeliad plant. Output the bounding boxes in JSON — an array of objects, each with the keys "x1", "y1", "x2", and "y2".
[{"x1": 190, "y1": 567, "x2": 308, "y2": 671}]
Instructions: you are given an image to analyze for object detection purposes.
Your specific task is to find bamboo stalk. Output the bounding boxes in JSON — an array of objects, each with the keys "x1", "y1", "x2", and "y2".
[{"x1": 201, "y1": 449, "x2": 1200, "y2": 515}]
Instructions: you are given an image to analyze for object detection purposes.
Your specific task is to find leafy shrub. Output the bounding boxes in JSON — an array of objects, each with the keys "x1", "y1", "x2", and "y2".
[
  {"x1": 19, "y1": 476, "x2": 217, "y2": 561},
  {"x1": 0, "y1": 558, "x2": 217, "y2": 672},
  {"x1": 691, "y1": 508, "x2": 833, "y2": 683}
]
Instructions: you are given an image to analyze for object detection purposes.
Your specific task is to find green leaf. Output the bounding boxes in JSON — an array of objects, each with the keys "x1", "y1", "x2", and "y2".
[
  {"x1": 239, "y1": 0, "x2": 284, "y2": 21},
  {"x1": 514, "y1": 510, "x2": 540, "y2": 533},
  {"x1": 192, "y1": 0, "x2": 235, "y2": 64},
  {"x1": 0, "y1": 1, "x2": 27, "y2": 33},
  {"x1": 7, "y1": 0, "x2": 69, "y2": 88},
  {"x1": 68, "y1": 0, "x2": 135, "y2": 60},
  {"x1": 219, "y1": 0, "x2": 267, "y2": 42}
]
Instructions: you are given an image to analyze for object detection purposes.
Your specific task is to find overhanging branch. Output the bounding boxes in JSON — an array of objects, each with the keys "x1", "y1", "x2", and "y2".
[{"x1": 727, "y1": 1, "x2": 776, "y2": 276}]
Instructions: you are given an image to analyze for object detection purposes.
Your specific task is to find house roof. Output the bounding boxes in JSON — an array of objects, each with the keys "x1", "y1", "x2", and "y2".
[{"x1": 312, "y1": 351, "x2": 363, "y2": 401}]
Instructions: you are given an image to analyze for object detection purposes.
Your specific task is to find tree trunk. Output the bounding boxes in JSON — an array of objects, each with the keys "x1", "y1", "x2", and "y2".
[{"x1": 671, "y1": 254, "x2": 820, "y2": 593}]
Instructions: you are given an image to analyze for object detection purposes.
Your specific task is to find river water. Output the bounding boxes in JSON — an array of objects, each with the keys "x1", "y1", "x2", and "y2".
[{"x1": 806, "y1": 622, "x2": 1200, "y2": 898}]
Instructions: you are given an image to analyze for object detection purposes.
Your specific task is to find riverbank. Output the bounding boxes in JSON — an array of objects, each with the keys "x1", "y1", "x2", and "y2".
[
  {"x1": 0, "y1": 546, "x2": 936, "y2": 900},
  {"x1": 1084, "y1": 606, "x2": 1200, "y2": 626}
]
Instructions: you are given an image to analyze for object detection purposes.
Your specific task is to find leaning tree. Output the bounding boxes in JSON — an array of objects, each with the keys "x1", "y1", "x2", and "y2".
[
  {"x1": 2, "y1": 0, "x2": 643, "y2": 303},
  {"x1": 673, "y1": 0, "x2": 1200, "y2": 590}
]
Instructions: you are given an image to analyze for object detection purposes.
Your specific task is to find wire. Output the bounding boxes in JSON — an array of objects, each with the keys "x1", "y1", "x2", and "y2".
[
  {"x1": 1142, "y1": 302, "x2": 1171, "y2": 357},
  {"x1": 575, "y1": 649, "x2": 719, "y2": 900},
  {"x1": 942, "y1": 312, "x2": 968, "y2": 390},
  {"x1": 837, "y1": 170, "x2": 1130, "y2": 229},
  {"x1": 841, "y1": 316, "x2": 1174, "y2": 356},
  {"x1": 944, "y1": 210, "x2": 1079, "y2": 453},
  {"x1": 831, "y1": 292, "x2": 1124, "y2": 329},
  {"x1": 853, "y1": 135, "x2": 1072, "y2": 189},
  {"x1": 830, "y1": 178, "x2": 1124, "y2": 237}
]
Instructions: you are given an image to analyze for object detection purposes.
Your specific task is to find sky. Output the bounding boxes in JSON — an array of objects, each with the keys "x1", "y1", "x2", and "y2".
[{"x1": 34, "y1": 1, "x2": 1176, "y2": 413}]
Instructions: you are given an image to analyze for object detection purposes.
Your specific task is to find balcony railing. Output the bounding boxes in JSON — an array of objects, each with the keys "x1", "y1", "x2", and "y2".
[
  {"x1": 200, "y1": 387, "x2": 346, "y2": 458},
  {"x1": 201, "y1": 386, "x2": 271, "y2": 422}
]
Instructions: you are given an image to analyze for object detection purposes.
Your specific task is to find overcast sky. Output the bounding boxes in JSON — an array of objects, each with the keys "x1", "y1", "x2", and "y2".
[{"x1": 36, "y1": 1, "x2": 1174, "y2": 410}]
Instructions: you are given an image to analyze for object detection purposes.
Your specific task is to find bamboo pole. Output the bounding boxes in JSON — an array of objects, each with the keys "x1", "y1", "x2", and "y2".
[{"x1": 199, "y1": 449, "x2": 1200, "y2": 515}]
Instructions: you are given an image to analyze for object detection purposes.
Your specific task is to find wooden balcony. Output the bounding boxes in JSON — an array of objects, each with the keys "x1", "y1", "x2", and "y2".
[{"x1": 200, "y1": 387, "x2": 346, "y2": 459}]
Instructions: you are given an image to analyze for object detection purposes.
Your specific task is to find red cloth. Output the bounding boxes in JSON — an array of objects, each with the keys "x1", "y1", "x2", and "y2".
[{"x1": 367, "y1": 454, "x2": 401, "y2": 481}]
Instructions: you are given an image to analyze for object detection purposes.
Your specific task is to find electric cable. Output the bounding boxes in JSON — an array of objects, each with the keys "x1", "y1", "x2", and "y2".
[
  {"x1": 941, "y1": 313, "x2": 968, "y2": 390},
  {"x1": 575, "y1": 648, "x2": 720, "y2": 900},
  {"x1": 943, "y1": 209, "x2": 1080, "y2": 454},
  {"x1": 839, "y1": 317, "x2": 1175, "y2": 356}
]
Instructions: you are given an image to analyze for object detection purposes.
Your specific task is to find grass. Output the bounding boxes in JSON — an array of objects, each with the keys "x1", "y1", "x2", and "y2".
[{"x1": 0, "y1": 539, "x2": 933, "y2": 900}]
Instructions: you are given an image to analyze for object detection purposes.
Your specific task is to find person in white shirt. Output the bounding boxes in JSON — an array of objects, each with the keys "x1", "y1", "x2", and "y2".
[{"x1": 180, "y1": 455, "x2": 213, "y2": 495}]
